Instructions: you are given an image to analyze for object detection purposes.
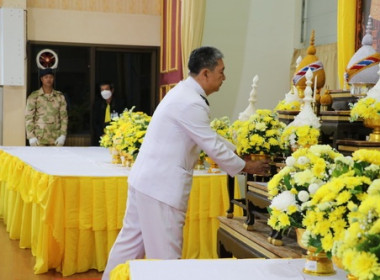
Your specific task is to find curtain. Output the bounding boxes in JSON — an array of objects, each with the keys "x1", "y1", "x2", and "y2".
[
  {"x1": 290, "y1": 43, "x2": 338, "y2": 90},
  {"x1": 181, "y1": 0, "x2": 206, "y2": 78},
  {"x1": 337, "y1": 0, "x2": 357, "y2": 88}
]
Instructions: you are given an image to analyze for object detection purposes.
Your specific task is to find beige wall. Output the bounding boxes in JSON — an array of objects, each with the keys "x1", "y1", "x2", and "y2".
[
  {"x1": 1, "y1": 0, "x2": 160, "y2": 145},
  {"x1": 27, "y1": 8, "x2": 160, "y2": 46},
  {"x1": 2, "y1": 86, "x2": 26, "y2": 145},
  {"x1": 202, "y1": 0, "x2": 302, "y2": 121}
]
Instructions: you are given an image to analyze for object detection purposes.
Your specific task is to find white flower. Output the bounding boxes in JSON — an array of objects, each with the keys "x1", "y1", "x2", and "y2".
[
  {"x1": 270, "y1": 191, "x2": 296, "y2": 211},
  {"x1": 298, "y1": 190, "x2": 310, "y2": 202},
  {"x1": 308, "y1": 183, "x2": 320, "y2": 195},
  {"x1": 297, "y1": 156, "x2": 310, "y2": 165},
  {"x1": 285, "y1": 156, "x2": 296, "y2": 167},
  {"x1": 301, "y1": 230, "x2": 313, "y2": 248},
  {"x1": 289, "y1": 133, "x2": 297, "y2": 146},
  {"x1": 365, "y1": 164, "x2": 380, "y2": 172},
  {"x1": 301, "y1": 201, "x2": 312, "y2": 210},
  {"x1": 335, "y1": 156, "x2": 354, "y2": 166},
  {"x1": 293, "y1": 169, "x2": 314, "y2": 186},
  {"x1": 318, "y1": 202, "x2": 332, "y2": 211},
  {"x1": 255, "y1": 122, "x2": 267, "y2": 131},
  {"x1": 368, "y1": 179, "x2": 380, "y2": 195}
]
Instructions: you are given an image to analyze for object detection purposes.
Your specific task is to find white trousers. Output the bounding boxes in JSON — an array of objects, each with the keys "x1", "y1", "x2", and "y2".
[{"x1": 102, "y1": 186, "x2": 186, "y2": 280}]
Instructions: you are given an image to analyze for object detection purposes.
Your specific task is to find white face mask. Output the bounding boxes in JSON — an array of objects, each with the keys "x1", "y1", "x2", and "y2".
[{"x1": 101, "y1": 90, "x2": 112, "y2": 100}]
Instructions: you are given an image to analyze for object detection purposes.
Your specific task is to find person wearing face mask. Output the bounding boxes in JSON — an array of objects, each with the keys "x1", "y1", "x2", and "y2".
[
  {"x1": 92, "y1": 81, "x2": 123, "y2": 145},
  {"x1": 25, "y1": 68, "x2": 68, "y2": 146}
]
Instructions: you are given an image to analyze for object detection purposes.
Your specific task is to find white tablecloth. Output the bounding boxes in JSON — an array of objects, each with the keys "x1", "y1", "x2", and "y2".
[
  {"x1": 0, "y1": 146, "x2": 236, "y2": 275},
  {"x1": 128, "y1": 258, "x2": 346, "y2": 280},
  {"x1": 0, "y1": 146, "x2": 223, "y2": 177}
]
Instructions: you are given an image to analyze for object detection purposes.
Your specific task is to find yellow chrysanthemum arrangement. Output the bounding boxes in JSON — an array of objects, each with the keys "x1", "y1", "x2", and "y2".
[
  {"x1": 99, "y1": 117, "x2": 121, "y2": 148},
  {"x1": 210, "y1": 116, "x2": 233, "y2": 142},
  {"x1": 350, "y1": 97, "x2": 380, "y2": 122},
  {"x1": 234, "y1": 109, "x2": 286, "y2": 156},
  {"x1": 280, "y1": 125, "x2": 320, "y2": 152},
  {"x1": 199, "y1": 116, "x2": 233, "y2": 161},
  {"x1": 334, "y1": 179, "x2": 380, "y2": 280},
  {"x1": 302, "y1": 149, "x2": 380, "y2": 258},
  {"x1": 100, "y1": 107, "x2": 151, "y2": 160},
  {"x1": 267, "y1": 145, "x2": 343, "y2": 232},
  {"x1": 275, "y1": 100, "x2": 301, "y2": 111}
]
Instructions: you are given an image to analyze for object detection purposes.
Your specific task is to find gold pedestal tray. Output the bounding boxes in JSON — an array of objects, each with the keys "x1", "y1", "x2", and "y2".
[{"x1": 295, "y1": 228, "x2": 335, "y2": 276}]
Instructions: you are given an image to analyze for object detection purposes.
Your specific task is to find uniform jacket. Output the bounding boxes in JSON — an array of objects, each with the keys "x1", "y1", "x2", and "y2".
[
  {"x1": 128, "y1": 77, "x2": 245, "y2": 212},
  {"x1": 25, "y1": 88, "x2": 68, "y2": 145}
]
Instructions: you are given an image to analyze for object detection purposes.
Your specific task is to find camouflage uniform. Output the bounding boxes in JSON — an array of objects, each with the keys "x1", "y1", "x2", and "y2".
[{"x1": 25, "y1": 88, "x2": 68, "y2": 146}]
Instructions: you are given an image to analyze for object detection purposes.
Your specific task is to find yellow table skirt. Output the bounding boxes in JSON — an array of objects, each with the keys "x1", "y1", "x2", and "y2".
[{"x1": 0, "y1": 149, "x2": 242, "y2": 276}]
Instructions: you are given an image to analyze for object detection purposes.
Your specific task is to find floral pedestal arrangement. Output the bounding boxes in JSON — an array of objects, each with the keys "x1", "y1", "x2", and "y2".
[
  {"x1": 194, "y1": 158, "x2": 205, "y2": 170},
  {"x1": 205, "y1": 157, "x2": 220, "y2": 173},
  {"x1": 296, "y1": 228, "x2": 335, "y2": 276},
  {"x1": 110, "y1": 148, "x2": 122, "y2": 164},
  {"x1": 363, "y1": 118, "x2": 380, "y2": 142}
]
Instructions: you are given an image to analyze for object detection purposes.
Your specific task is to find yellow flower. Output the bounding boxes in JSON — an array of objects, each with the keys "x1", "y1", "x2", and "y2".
[
  {"x1": 321, "y1": 232, "x2": 334, "y2": 252},
  {"x1": 350, "y1": 97, "x2": 380, "y2": 122},
  {"x1": 351, "y1": 251, "x2": 380, "y2": 280},
  {"x1": 278, "y1": 213, "x2": 291, "y2": 227},
  {"x1": 274, "y1": 100, "x2": 301, "y2": 111},
  {"x1": 336, "y1": 190, "x2": 351, "y2": 205},
  {"x1": 281, "y1": 125, "x2": 320, "y2": 150},
  {"x1": 287, "y1": 205, "x2": 298, "y2": 214},
  {"x1": 234, "y1": 110, "x2": 284, "y2": 156}
]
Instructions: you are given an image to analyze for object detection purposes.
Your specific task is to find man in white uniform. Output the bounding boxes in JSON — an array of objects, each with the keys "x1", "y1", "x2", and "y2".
[{"x1": 102, "y1": 46, "x2": 270, "y2": 280}]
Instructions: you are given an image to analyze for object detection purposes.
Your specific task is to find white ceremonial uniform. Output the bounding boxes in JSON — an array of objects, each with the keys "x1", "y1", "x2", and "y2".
[{"x1": 102, "y1": 77, "x2": 245, "y2": 280}]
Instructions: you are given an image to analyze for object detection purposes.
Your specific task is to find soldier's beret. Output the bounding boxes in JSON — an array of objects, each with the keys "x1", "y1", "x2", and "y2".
[{"x1": 39, "y1": 68, "x2": 54, "y2": 77}]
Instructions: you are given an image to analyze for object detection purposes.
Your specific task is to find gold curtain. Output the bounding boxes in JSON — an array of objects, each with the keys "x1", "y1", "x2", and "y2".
[
  {"x1": 181, "y1": 0, "x2": 206, "y2": 78},
  {"x1": 337, "y1": 0, "x2": 356, "y2": 88},
  {"x1": 290, "y1": 43, "x2": 338, "y2": 90}
]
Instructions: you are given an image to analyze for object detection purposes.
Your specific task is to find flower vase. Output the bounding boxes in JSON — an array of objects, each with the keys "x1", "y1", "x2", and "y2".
[
  {"x1": 250, "y1": 153, "x2": 270, "y2": 161},
  {"x1": 127, "y1": 158, "x2": 135, "y2": 168},
  {"x1": 120, "y1": 151, "x2": 129, "y2": 167},
  {"x1": 364, "y1": 118, "x2": 380, "y2": 142},
  {"x1": 295, "y1": 228, "x2": 335, "y2": 276},
  {"x1": 250, "y1": 154, "x2": 272, "y2": 177},
  {"x1": 205, "y1": 157, "x2": 220, "y2": 173},
  {"x1": 123, "y1": 153, "x2": 134, "y2": 168},
  {"x1": 194, "y1": 158, "x2": 205, "y2": 170},
  {"x1": 110, "y1": 148, "x2": 122, "y2": 164}
]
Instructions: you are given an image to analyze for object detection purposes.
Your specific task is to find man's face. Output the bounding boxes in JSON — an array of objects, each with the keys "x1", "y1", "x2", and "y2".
[
  {"x1": 40, "y1": 74, "x2": 54, "y2": 87},
  {"x1": 100, "y1": 84, "x2": 111, "y2": 92},
  {"x1": 206, "y1": 59, "x2": 226, "y2": 95}
]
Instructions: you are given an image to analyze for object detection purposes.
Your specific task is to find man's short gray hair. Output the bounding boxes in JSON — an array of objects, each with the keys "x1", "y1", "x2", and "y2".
[{"x1": 188, "y1": 46, "x2": 224, "y2": 75}]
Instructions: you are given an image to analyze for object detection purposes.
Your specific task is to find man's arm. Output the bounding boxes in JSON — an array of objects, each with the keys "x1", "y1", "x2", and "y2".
[
  {"x1": 25, "y1": 94, "x2": 37, "y2": 139},
  {"x1": 59, "y1": 94, "x2": 68, "y2": 136}
]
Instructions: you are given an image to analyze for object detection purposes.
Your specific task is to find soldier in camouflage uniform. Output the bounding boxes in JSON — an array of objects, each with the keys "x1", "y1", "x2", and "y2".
[{"x1": 25, "y1": 68, "x2": 68, "y2": 146}]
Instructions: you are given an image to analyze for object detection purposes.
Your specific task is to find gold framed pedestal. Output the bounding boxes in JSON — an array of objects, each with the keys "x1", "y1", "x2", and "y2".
[{"x1": 336, "y1": 139, "x2": 380, "y2": 155}]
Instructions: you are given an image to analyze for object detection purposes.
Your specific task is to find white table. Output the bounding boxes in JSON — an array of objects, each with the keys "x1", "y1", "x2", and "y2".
[
  {"x1": 111, "y1": 258, "x2": 347, "y2": 280},
  {"x1": 0, "y1": 146, "x2": 241, "y2": 276}
]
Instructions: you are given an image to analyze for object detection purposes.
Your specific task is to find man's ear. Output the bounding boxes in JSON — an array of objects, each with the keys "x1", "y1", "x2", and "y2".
[{"x1": 199, "y1": 68, "x2": 208, "y2": 79}]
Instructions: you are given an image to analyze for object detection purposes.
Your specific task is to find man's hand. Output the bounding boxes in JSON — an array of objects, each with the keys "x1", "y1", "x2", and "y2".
[
  {"x1": 242, "y1": 158, "x2": 271, "y2": 176},
  {"x1": 29, "y1": 137, "x2": 39, "y2": 146},
  {"x1": 55, "y1": 135, "x2": 66, "y2": 146}
]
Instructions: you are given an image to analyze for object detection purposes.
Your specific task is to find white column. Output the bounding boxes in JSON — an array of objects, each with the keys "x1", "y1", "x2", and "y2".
[{"x1": 0, "y1": 0, "x2": 26, "y2": 145}]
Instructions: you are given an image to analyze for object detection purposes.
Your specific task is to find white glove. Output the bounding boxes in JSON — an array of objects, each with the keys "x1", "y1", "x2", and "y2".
[
  {"x1": 29, "y1": 137, "x2": 39, "y2": 146},
  {"x1": 55, "y1": 135, "x2": 66, "y2": 146}
]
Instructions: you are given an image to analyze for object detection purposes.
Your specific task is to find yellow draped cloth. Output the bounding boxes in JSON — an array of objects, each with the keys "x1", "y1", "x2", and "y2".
[
  {"x1": 337, "y1": 0, "x2": 356, "y2": 88},
  {"x1": 0, "y1": 148, "x2": 242, "y2": 276}
]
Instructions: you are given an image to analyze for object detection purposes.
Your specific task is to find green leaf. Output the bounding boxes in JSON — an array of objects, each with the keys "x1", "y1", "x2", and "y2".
[{"x1": 284, "y1": 174, "x2": 292, "y2": 190}]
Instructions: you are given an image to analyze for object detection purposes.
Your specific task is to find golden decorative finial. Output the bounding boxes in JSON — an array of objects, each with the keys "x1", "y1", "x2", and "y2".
[{"x1": 307, "y1": 30, "x2": 316, "y2": 55}]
